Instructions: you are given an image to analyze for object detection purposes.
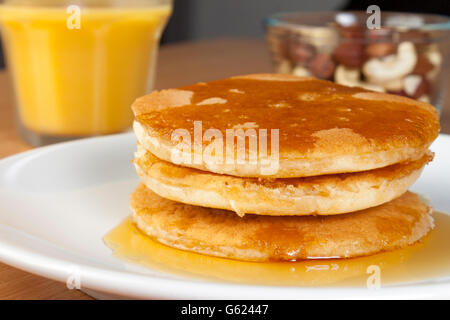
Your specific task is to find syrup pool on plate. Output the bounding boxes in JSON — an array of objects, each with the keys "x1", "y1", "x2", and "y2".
[{"x1": 104, "y1": 212, "x2": 450, "y2": 287}]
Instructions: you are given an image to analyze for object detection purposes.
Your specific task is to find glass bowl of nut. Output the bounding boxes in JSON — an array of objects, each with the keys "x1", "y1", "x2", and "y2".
[{"x1": 265, "y1": 11, "x2": 450, "y2": 113}]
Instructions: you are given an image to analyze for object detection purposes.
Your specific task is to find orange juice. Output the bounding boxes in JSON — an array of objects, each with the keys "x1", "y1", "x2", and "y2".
[{"x1": 0, "y1": 4, "x2": 171, "y2": 137}]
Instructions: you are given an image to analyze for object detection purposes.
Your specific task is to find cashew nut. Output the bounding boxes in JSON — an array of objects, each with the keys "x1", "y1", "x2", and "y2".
[
  {"x1": 292, "y1": 65, "x2": 311, "y2": 77},
  {"x1": 382, "y1": 78, "x2": 404, "y2": 91},
  {"x1": 334, "y1": 65, "x2": 385, "y2": 92},
  {"x1": 418, "y1": 95, "x2": 430, "y2": 104},
  {"x1": 277, "y1": 59, "x2": 292, "y2": 74},
  {"x1": 403, "y1": 75, "x2": 423, "y2": 96},
  {"x1": 426, "y1": 48, "x2": 442, "y2": 67},
  {"x1": 424, "y1": 45, "x2": 442, "y2": 81},
  {"x1": 363, "y1": 41, "x2": 417, "y2": 83}
]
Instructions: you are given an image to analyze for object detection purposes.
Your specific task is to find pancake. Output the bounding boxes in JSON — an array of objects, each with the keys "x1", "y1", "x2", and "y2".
[
  {"x1": 131, "y1": 184, "x2": 434, "y2": 262},
  {"x1": 134, "y1": 146, "x2": 432, "y2": 216},
  {"x1": 132, "y1": 73, "x2": 439, "y2": 178}
]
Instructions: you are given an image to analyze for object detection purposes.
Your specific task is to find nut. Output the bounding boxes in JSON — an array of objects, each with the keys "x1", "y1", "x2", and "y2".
[
  {"x1": 309, "y1": 53, "x2": 336, "y2": 79},
  {"x1": 276, "y1": 59, "x2": 292, "y2": 74},
  {"x1": 381, "y1": 78, "x2": 404, "y2": 91},
  {"x1": 334, "y1": 65, "x2": 385, "y2": 92},
  {"x1": 334, "y1": 65, "x2": 359, "y2": 84},
  {"x1": 298, "y1": 28, "x2": 339, "y2": 49},
  {"x1": 365, "y1": 27, "x2": 396, "y2": 59},
  {"x1": 292, "y1": 65, "x2": 312, "y2": 77},
  {"x1": 337, "y1": 24, "x2": 364, "y2": 40},
  {"x1": 417, "y1": 95, "x2": 431, "y2": 104},
  {"x1": 387, "y1": 90, "x2": 408, "y2": 97},
  {"x1": 333, "y1": 41, "x2": 365, "y2": 68},
  {"x1": 288, "y1": 42, "x2": 316, "y2": 64},
  {"x1": 425, "y1": 45, "x2": 442, "y2": 67},
  {"x1": 366, "y1": 27, "x2": 394, "y2": 42},
  {"x1": 333, "y1": 22, "x2": 365, "y2": 68},
  {"x1": 424, "y1": 46, "x2": 442, "y2": 81},
  {"x1": 365, "y1": 42, "x2": 396, "y2": 58},
  {"x1": 362, "y1": 41, "x2": 417, "y2": 83},
  {"x1": 412, "y1": 54, "x2": 434, "y2": 75},
  {"x1": 403, "y1": 75, "x2": 430, "y2": 99}
]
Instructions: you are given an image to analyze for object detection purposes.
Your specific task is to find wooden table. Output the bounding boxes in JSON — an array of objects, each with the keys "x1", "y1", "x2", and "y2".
[{"x1": 0, "y1": 38, "x2": 449, "y2": 299}]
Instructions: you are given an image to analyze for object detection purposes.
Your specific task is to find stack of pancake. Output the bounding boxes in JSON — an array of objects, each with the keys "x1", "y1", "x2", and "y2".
[{"x1": 130, "y1": 73, "x2": 440, "y2": 262}]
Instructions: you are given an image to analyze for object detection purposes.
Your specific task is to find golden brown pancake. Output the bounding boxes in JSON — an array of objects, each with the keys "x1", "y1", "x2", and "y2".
[
  {"x1": 134, "y1": 146, "x2": 432, "y2": 216},
  {"x1": 132, "y1": 73, "x2": 439, "y2": 178},
  {"x1": 105, "y1": 217, "x2": 424, "y2": 286},
  {"x1": 131, "y1": 184, "x2": 433, "y2": 262}
]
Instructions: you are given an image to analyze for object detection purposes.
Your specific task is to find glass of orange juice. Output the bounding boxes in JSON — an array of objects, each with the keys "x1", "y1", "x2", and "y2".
[{"x1": 0, "y1": 0, "x2": 172, "y2": 146}]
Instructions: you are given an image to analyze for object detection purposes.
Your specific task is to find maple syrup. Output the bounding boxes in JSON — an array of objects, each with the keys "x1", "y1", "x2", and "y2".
[
  {"x1": 137, "y1": 78, "x2": 438, "y2": 156},
  {"x1": 104, "y1": 211, "x2": 450, "y2": 287}
]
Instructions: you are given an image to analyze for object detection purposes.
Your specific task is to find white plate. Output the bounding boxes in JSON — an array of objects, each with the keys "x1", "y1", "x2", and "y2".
[{"x1": 0, "y1": 133, "x2": 449, "y2": 300}]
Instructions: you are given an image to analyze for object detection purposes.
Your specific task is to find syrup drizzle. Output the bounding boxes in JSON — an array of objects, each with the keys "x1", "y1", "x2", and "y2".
[{"x1": 104, "y1": 212, "x2": 450, "y2": 287}]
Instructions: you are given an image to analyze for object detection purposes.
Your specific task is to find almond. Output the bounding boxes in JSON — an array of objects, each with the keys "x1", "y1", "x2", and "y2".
[
  {"x1": 412, "y1": 54, "x2": 434, "y2": 75},
  {"x1": 309, "y1": 53, "x2": 336, "y2": 79},
  {"x1": 333, "y1": 41, "x2": 365, "y2": 68},
  {"x1": 365, "y1": 43, "x2": 396, "y2": 58},
  {"x1": 289, "y1": 42, "x2": 316, "y2": 64}
]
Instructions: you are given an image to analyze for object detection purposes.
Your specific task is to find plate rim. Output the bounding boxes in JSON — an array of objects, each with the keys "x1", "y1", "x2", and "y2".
[{"x1": 1, "y1": 132, "x2": 450, "y2": 299}]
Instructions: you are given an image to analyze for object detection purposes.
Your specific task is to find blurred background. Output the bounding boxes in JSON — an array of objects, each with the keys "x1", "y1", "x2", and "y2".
[
  {"x1": 0, "y1": 0, "x2": 449, "y2": 69},
  {"x1": 161, "y1": 0, "x2": 450, "y2": 43},
  {"x1": 0, "y1": 0, "x2": 449, "y2": 148}
]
